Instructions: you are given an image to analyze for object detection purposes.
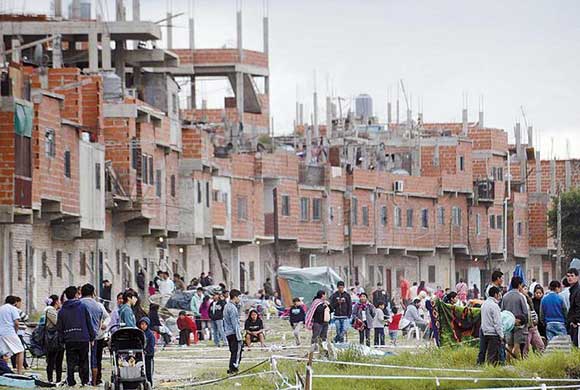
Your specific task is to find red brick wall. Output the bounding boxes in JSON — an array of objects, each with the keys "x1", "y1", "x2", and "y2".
[
  {"x1": 103, "y1": 117, "x2": 135, "y2": 197},
  {"x1": 47, "y1": 68, "x2": 83, "y2": 124},
  {"x1": 164, "y1": 150, "x2": 180, "y2": 233},
  {"x1": 32, "y1": 95, "x2": 80, "y2": 215},
  {"x1": 528, "y1": 198, "x2": 550, "y2": 249},
  {"x1": 173, "y1": 48, "x2": 269, "y2": 68},
  {"x1": 468, "y1": 128, "x2": 508, "y2": 152},
  {"x1": 297, "y1": 187, "x2": 325, "y2": 246},
  {"x1": 511, "y1": 192, "x2": 529, "y2": 258},
  {"x1": 351, "y1": 188, "x2": 375, "y2": 245},
  {"x1": 80, "y1": 75, "x2": 103, "y2": 139},
  {"x1": 327, "y1": 189, "x2": 345, "y2": 249},
  {"x1": 0, "y1": 111, "x2": 15, "y2": 206}
]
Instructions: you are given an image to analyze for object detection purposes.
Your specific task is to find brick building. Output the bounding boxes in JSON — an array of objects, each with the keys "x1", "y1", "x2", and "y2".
[{"x1": 0, "y1": 4, "x2": 579, "y2": 312}]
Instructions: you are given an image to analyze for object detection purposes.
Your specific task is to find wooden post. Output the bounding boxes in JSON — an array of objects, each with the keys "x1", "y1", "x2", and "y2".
[{"x1": 305, "y1": 351, "x2": 314, "y2": 390}]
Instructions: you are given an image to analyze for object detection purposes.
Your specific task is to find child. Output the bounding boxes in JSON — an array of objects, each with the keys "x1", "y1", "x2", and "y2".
[
  {"x1": 289, "y1": 298, "x2": 306, "y2": 345},
  {"x1": 373, "y1": 302, "x2": 386, "y2": 346},
  {"x1": 244, "y1": 309, "x2": 265, "y2": 348},
  {"x1": 138, "y1": 318, "x2": 155, "y2": 385},
  {"x1": 148, "y1": 281, "x2": 156, "y2": 297},
  {"x1": 176, "y1": 311, "x2": 198, "y2": 347},
  {"x1": 0, "y1": 352, "x2": 12, "y2": 376},
  {"x1": 388, "y1": 306, "x2": 402, "y2": 345}
]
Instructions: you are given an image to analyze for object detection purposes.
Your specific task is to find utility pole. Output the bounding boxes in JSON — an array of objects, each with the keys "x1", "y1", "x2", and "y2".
[{"x1": 272, "y1": 187, "x2": 280, "y2": 280}]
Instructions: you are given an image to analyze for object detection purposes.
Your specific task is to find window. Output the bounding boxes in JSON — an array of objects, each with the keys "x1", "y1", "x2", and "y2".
[
  {"x1": 491, "y1": 167, "x2": 497, "y2": 180},
  {"x1": 237, "y1": 196, "x2": 248, "y2": 221},
  {"x1": 206, "y1": 182, "x2": 210, "y2": 207},
  {"x1": 517, "y1": 221, "x2": 523, "y2": 236},
  {"x1": 95, "y1": 163, "x2": 101, "y2": 190},
  {"x1": 380, "y1": 206, "x2": 387, "y2": 226},
  {"x1": 17, "y1": 251, "x2": 23, "y2": 281},
  {"x1": 281, "y1": 195, "x2": 290, "y2": 216},
  {"x1": 42, "y1": 252, "x2": 48, "y2": 279},
  {"x1": 249, "y1": 261, "x2": 255, "y2": 281},
  {"x1": 452, "y1": 207, "x2": 462, "y2": 226},
  {"x1": 197, "y1": 182, "x2": 202, "y2": 204},
  {"x1": 131, "y1": 138, "x2": 139, "y2": 169},
  {"x1": 64, "y1": 150, "x2": 71, "y2": 178},
  {"x1": 421, "y1": 209, "x2": 429, "y2": 228},
  {"x1": 45, "y1": 128, "x2": 55, "y2": 157},
  {"x1": 156, "y1": 170, "x2": 161, "y2": 197},
  {"x1": 490, "y1": 214, "x2": 496, "y2": 229},
  {"x1": 496, "y1": 215, "x2": 503, "y2": 230},
  {"x1": 497, "y1": 167, "x2": 503, "y2": 181},
  {"x1": 80, "y1": 252, "x2": 86, "y2": 276},
  {"x1": 352, "y1": 197, "x2": 358, "y2": 225},
  {"x1": 148, "y1": 156, "x2": 154, "y2": 184},
  {"x1": 172, "y1": 93, "x2": 179, "y2": 114},
  {"x1": 406, "y1": 208, "x2": 414, "y2": 228},
  {"x1": 394, "y1": 206, "x2": 402, "y2": 227},
  {"x1": 362, "y1": 206, "x2": 369, "y2": 226},
  {"x1": 141, "y1": 154, "x2": 148, "y2": 184},
  {"x1": 458, "y1": 156, "x2": 465, "y2": 171},
  {"x1": 476, "y1": 214, "x2": 481, "y2": 236},
  {"x1": 300, "y1": 197, "x2": 309, "y2": 221},
  {"x1": 170, "y1": 175, "x2": 176, "y2": 197},
  {"x1": 313, "y1": 198, "x2": 322, "y2": 221},
  {"x1": 213, "y1": 190, "x2": 220, "y2": 202},
  {"x1": 56, "y1": 251, "x2": 62, "y2": 278},
  {"x1": 329, "y1": 206, "x2": 334, "y2": 222},
  {"x1": 428, "y1": 265, "x2": 436, "y2": 283},
  {"x1": 116, "y1": 250, "x2": 120, "y2": 274},
  {"x1": 437, "y1": 207, "x2": 445, "y2": 225}
]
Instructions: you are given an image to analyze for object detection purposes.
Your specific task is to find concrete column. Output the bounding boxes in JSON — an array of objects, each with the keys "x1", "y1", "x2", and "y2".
[
  {"x1": 166, "y1": 12, "x2": 172, "y2": 49},
  {"x1": 11, "y1": 39, "x2": 21, "y2": 63},
  {"x1": 54, "y1": 0, "x2": 62, "y2": 18},
  {"x1": 462, "y1": 108, "x2": 468, "y2": 135},
  {"x1": 189, "y1": 17, "x2": 195, "y2": 49},
  {"x1": 263, "y1": 16, "x2": 269, "y2": 55},
  {"x1": 116, "y1": 0, "x2": 125, "y2": 21},
  {"x1": 132, "y1": 0, "x2": 140, "y2": 21},
  {"x1": 101, "y1": 33, "x2": 112, "y2": 70},
  {"x1": 190, "y1": 76, "x2": 196, "y2": 109},
  {"x1": 550, "y1": 159, "x2": 556, "y2": 195},
  {"x1": 478, "y1": 110, "x2": 484, "y2": 128},
  {"x1": 237, "y1": 10, "x2": 243, "y2": 61},
  {"x1": 236, "y1": 71, "x2": 244, "y2": 140},
  {"x1": 114, "y1": 44, "x2": 126, "y2": 91},
  {"x1": 387, "y1": 102, "x2": 392, "y2": 124},
  {"x1": 535, "y1": 151, "x2": 541, "y2": 193},
  {"x1": 565, "y1": 160, "x2": 571, "y2": 190},
  {"x1": 313, "y1": 91, "x2": 319, "y2": 140},
  {"x1": 88, "y1": 30, "x2": 99, "y2": 71},
  {"x1": 326, "y1": 96, "x2": 332, "y2": 139},
  {"x1": 527, "y1": 126, "x2": 533, "y2": 147},
  {"x1": 0, "y1": 36, "x2": 6, "y2": 66},
  {"x1": 295, "y1": 102, "x2": 300, "y2": 127},
  {"x1": 514, "y1": 123, "x2": 521, "y2": 158}
]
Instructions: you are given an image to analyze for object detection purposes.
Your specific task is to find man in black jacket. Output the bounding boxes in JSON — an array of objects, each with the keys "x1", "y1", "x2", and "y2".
[
  {"x1": 57, "y1": 286, "x2": 95, "y2": 386},
  {"x1": 566, "y1": 268, "x2": 580, "y2": 347},
  {"x1": 330, "y1": 281, "x2": 351, "y2": 343}
]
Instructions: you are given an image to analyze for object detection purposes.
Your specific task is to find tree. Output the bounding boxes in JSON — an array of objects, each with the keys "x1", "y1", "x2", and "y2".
[{"x1": 548, "y1": 188, "x2": 580, "y2": 258}]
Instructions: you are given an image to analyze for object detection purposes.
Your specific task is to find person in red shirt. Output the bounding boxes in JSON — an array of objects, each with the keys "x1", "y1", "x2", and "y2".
[
  {"x1": 388, "y1": 307, "x2": 402, "y2": 345},
  {"x1": 399, "y1": 276, "x2": 411, "y2": 307},
  {"x1": 177, "y1": 311, "x2": 198, "y2": 346}
]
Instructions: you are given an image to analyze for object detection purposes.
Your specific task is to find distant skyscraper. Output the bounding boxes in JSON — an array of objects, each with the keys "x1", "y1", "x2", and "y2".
[{"x1": 355, "y1": 94, "x2": 373, "y2": 121}]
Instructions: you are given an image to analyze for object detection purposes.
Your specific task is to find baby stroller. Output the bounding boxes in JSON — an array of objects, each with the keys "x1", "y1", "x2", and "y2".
[{"x1": 104, "y1": 327, "x2": 151, "y2": 390}]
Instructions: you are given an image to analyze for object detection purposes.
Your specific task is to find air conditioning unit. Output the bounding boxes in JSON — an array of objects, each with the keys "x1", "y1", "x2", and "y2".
[{"x1": 394, "y1": 180, "x2": 404, "y2": 193}]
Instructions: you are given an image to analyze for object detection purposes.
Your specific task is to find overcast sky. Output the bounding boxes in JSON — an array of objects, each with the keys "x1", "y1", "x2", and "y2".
[{"x1": 18, "y1": 0, "x2": 580, "y2": 158}]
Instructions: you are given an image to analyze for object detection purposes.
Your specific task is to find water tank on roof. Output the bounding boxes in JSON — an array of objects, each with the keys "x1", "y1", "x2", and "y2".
[
  {"x1": 102, "y1": 71, "x2": 123, "y2": 102},
  {"x1": 80, "y1": 1, "x2": 91, "y2": 19}
]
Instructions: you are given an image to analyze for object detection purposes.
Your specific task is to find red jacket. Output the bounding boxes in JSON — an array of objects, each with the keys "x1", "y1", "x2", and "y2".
[{"x1": 177, "y1": 315, "x2": 197, "y2": 332}]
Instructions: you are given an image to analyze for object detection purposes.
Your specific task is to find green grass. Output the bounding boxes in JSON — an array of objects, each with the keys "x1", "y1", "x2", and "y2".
[{"x1": 195, "y1": 347, "x2": 580, "y2": 390}]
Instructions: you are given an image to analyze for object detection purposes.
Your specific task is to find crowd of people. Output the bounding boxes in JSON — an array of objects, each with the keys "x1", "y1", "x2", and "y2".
[{"x1": 1, "y1": 266, "x2": 579, "y2": 386}]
